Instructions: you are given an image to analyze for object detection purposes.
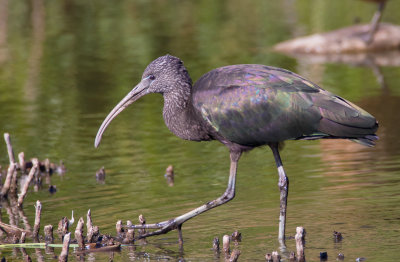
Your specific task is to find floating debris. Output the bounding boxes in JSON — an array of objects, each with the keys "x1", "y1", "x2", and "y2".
[
  {"x1": 96, "y1": 166, "x2": 106, "y2": 183},
  {"x1": 231, "y1": 230, "x2": 241, "y2": 242},
  {"x1": 56, "y1": 160, "x2": 66, "y2": 174},
  {"x1": 48, "y1": 185, "x2": 57, "y2": 194},
  {"x1": 333, "y1": 230, "x2": 343, "y2": 242},
  {"x1": 289, "y1": 251, "x2": 296, "y2": 261},
  {"x1": 320, "y1": 251, "x2": 328, "y2": 261},
  {"x1": 212, "y1": 236, "x2": 220, "y2": 253},
  {"x1": 266, "y1": 251, "x2": 281, "y2": 262},
  {"x1": 164, "y1": 165, "x2": 174, "y2": 186}
]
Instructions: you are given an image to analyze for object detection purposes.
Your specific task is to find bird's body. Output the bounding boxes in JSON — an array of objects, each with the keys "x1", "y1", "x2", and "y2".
[
  {"x1": 95, "y1": 55, "x2": 378, "y2": 242},
  {"x1": 192, "y1": 64, "x2": 377, "y2": 147}
]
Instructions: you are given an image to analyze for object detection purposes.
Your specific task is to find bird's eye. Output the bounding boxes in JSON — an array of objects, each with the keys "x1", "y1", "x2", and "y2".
[{"x1": 149, "y1": 75, "x2": 155, "y2": 80}]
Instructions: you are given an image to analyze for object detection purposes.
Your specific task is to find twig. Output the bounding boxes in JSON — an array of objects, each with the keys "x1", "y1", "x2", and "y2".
[
  {"x1": 86, "y1": 209, "x2": 93, "y2": 241},
  {"x1": 295, "y1": 227, "x2": 305, "y2": 262},
  {"x1": 122, "y1": 220, "x2": 134, "y2": 244},
  {"x1": 138, "y1": 214, "x2": 146, "y2": 237},
  {"x1": 1, "y1": 163, "x2": 16, "y2": 196},
  {"x1": 74, "y1": 217, "x2": 84, "y2": 250},
  {"x1": 213, "y1": 237, "x2": 220, "y2": 253},
  {"x1": 4, "y1": 133, "x2": 15, "y2": 164},
  {"x1": 333, "y1": 230, "x2": 342, "y2": 242},
  {"x1": 43, "y1": 158, "x2": 50, "y2": 173},
  {"x1": 229, "y1": 249, "x2": 240, "y2": 262},
  {"x1": 58, "y1": 232, "x2": 71, "y2": 262},
  {"x1": 33, "y1": 200, "x2": 42, "y2": 242},
  {"x1": 18, "y1": 152, "x2": 25, "y2": 173},
  {"x1": 0, "y1": 221, "x2": 30, "y2": 236},
  {"x1": 223, "y1": 234, "x2": 230, "y2": 259},
  {"x1": 57, "y1": 217, "x2": 69, "y2": 238},
  {"x1": 91, "y1": 226, "x2": 99, "y2": 242},
  {"x1": 35, "y1": 248, "x2": 44, "y2": 262},
  {"x1": 20, "y1": 232, "x2": 26, "y2": 243},
  {"x1": 271, "y1": 251, "x2": 281, "y2": 262},
  {"x1": 231, "y1": 230, "x2": 241, "y2": 243},
  {"x1": 18, "y1": 208, "x2": 32, "y2": 232},
  {"x1": 9, "y1": 165, "x2": 18, "y2": 196},
  {"x1": 266, "y1": 251, "x2": 281, "y2": 262},
  {"x1": 177, "y1": 224, "x2": 183, "y2": 246},
  {"x1": 44, "y1": 225, "x2": 53, "y2": 244},
  {"x1": 18, "y1": 158, "x2": 39, "y2": 206},
  {"x1": 116, "y1": 220, "x2": 123, "y2": 238}
]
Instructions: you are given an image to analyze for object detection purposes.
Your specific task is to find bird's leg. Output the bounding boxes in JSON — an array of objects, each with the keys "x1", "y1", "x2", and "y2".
[
  {"x1": 365, "y1": 1, "x2": 386, "y2": 44},
  {"x1": 177, "y1": 224, "x2": 183, "y2": 246},
  {"x1": 269, "y1": 143, "x2": 289, "y2": 243},
  {"x1": 128, "y1": 150, "x2": 242, "y2": 240}
]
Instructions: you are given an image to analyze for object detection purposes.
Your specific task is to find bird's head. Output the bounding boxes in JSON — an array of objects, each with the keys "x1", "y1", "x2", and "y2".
[{"x1": 94, "y1": 54, "x2": 191, "y2": 148}]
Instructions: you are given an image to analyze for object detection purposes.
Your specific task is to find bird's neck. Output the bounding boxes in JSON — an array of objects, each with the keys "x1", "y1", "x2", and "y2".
[{"x1": 162, "y1": 82, "x2": 210, "y2": 141}]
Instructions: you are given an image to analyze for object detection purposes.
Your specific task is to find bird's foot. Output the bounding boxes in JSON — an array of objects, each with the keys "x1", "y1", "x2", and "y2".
[{"x1": 127, "y1": 218, "x2": 183, "y2": 241}]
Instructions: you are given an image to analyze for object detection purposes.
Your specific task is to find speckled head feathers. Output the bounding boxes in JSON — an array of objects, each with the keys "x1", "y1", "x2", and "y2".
[{"x1": 142, "y1": 55, "x2": 192, "y2": 94}]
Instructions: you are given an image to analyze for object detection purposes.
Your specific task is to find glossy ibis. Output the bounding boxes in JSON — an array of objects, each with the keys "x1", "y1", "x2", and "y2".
[{"x1": 95, "y1": 55, "x2": 378, "y2": 241}]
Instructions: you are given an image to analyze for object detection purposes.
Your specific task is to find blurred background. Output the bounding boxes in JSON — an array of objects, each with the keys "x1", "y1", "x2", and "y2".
[{"x1": 0, "y1": 0, "x2": 400, "y2": 261}]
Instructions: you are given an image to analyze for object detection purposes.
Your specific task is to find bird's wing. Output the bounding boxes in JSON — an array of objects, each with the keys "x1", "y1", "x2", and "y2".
[{"x1": 192, "y1": 64, "x2": 377, "y2": 146}]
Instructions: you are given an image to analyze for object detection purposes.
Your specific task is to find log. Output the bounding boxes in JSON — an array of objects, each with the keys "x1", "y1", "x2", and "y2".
[{"x1": 274, "y1": 23, "x2": 400, "y2": 54}]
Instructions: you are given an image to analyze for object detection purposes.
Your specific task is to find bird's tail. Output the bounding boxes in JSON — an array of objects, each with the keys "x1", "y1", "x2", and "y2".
[{"x1": 314, "y1": 91, "x2": 379, "y2": 147}]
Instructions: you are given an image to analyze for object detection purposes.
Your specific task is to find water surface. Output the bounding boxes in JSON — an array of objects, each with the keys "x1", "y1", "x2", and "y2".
[{"x1": 0, "y1": 1, "x2": 400, "y2": 261}]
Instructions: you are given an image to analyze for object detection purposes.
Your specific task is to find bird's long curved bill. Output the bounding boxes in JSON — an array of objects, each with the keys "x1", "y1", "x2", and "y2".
[{"x1": 94, "y1": 82, "x2": 148, "y2": 148}]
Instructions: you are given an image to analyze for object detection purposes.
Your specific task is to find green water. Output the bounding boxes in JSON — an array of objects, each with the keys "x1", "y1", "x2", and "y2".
[{"x1": 1, "y1": 0, "x2": 400, "y2": 261}]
